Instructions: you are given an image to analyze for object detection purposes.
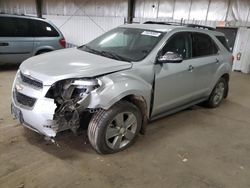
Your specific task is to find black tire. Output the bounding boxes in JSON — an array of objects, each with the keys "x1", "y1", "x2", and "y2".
[
  {"x1": 205, "y1": 77, "x2": 228, "y2": 108},
  {"x1": 36, "y1": 50, "x2": 51, "y2": 55},
  {"x1": 87, "y1": 101, "x2": 142, "y2": 154}
]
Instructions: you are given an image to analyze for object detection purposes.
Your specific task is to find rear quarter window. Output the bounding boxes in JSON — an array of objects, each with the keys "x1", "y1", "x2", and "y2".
[
  {"x1": 31, "y1": 20, "x2": 59, "y2": 37},
  {"x1": 216, "y1": 36, "x2": 230, "y2": 52}
]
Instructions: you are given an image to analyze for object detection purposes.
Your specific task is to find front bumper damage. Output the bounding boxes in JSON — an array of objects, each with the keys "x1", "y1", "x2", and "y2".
[
  {"x1": 11, "y1": 98, "x2": 58, "y2": 137},
  {"x1": 11, "y1": 71, "x2": 95, "y2": 138}
]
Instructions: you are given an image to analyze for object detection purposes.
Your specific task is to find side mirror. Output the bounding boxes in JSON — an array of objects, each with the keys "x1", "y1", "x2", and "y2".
[{"x1": 157, "y1": 52, "x2": 183, "y2": 64}]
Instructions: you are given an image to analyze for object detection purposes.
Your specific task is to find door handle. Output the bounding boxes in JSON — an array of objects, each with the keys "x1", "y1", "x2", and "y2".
[
  {"x1": 0, "y1": 42, "x2": 9, "y2": 46},
  {"x1": 188, "y1": 65, "x2": 194, "y2": 72},
  {"x1": 213, "y1": 58, "x2": 219, "y2": 64}
]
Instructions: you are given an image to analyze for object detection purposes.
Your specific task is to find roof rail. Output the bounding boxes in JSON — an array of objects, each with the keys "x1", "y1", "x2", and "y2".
[
  {"x1": 143, "y1": 21, "x2": 182, "y2": 26},
  {"x1": 0, "y1": 12, "x2": 43, "y2": 19},
  {"x1": 143, "y1": 21, "x2": 215, "y2": 31},
  {"x1": 0, "y1": 12, "x2": 25, "y2": 16},
  {"x1": 185, "y1": 24, "x2": 215, "y2": 31}
]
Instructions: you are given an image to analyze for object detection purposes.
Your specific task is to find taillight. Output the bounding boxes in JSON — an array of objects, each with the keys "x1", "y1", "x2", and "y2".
[{"x1": 59, "y1": 37, "x2": 66, "y2": 48}]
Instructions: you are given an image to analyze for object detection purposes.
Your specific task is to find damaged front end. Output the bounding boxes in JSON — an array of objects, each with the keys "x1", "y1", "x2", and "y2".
[
  {"x1": 45, "y1": 78, "x2": 101, "y2": 135},
  {"x1": 12, "y1": 70, "x2": 102, "y2": 138}
]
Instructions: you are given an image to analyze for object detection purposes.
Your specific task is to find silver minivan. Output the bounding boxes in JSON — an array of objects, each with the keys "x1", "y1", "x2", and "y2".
[{"x1": 0, "y1": 14, "x2": 65, "y2": 64}]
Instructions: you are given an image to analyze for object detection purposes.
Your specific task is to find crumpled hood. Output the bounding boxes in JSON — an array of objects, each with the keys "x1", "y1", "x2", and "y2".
[{"x1": 20, "y1": 48, "x2": 132, "y2": 85}]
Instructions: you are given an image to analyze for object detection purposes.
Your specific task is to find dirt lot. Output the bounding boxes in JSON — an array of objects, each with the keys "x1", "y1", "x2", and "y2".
[{"x1": 1, "y1": 66, "x2": 250, "y2": 188}]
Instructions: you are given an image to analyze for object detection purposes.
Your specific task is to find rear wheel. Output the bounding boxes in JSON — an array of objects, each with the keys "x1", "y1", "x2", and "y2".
[
  {"x1": 36, "y1": 49, "x2": 52, "y2": 55},
  {"x1": 87, "y1": 101, "x2": 142, "y2": 154},
  {"x1": 205, "y1": 77, "x2": 228, "y2": 108}
]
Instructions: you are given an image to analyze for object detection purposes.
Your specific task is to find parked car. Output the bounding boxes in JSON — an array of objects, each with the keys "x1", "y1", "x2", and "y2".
[
  {"x1": 0, "y1": 14, "x2": 65, "y2": 64},
  {"x1": 11, "y1": 22, "x2": 232, "y2": 154}
]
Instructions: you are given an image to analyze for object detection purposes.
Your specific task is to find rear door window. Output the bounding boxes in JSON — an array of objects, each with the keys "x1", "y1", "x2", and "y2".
[
  {"x1": 216, "y1": 36, "x2": 230, "y2": 52},
  {"x1": 31, "y1": 20, "x2": 59, "y2": 37},
  {"x1": 0, "y1": 17, "x2": 31, "y2": 37},
  {"x1": 192, "y1": 33, "x2": 218, "y2": 57}
]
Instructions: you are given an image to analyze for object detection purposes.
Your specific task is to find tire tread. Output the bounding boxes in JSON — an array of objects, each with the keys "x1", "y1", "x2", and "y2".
[{"x1": 87, "y1": 101, "x2": 141, "y2": 154}]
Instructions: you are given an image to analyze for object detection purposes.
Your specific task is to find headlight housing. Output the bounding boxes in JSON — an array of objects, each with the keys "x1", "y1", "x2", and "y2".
[
  {"x1": 46, "y1": 78, "x2": 101, "y2": 100},
  {"x1": 70, "y1": 79, "x2": 100, "y2": 98}
]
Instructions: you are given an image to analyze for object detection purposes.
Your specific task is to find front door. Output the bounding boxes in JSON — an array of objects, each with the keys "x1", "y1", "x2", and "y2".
[{"x1": 152, "y1": 32, "x2": 197, "y2": 116}]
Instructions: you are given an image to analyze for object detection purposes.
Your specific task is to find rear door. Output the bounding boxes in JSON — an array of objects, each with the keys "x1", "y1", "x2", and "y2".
[
  {"x1": 0, "y1": 17, "x2": 34, "y2": 64},
  {"x1": 190, "y1": 32, "x2": 220, "y2": 98},
  {"x1": 32, "y1": 20, "x2": 61, "y2": 51}
]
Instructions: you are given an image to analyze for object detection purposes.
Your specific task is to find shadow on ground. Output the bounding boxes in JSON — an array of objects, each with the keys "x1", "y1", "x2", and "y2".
[
  {"x1": 23, "y1": 128, "x2": 96, "y2": 159},
  {"x1": 22, "y1": 105, "x2": 203, "y2": 159},
  {"x1": 0, "y1": 64, "x2": 20, "y2": 71}
]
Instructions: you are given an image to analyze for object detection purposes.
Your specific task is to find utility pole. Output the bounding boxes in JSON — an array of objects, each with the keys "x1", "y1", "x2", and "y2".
[
  {"x1": 127, "y1": 0, "x2": 135, "y2": 23},
  {"x1": 36, "y1": 0, "x2": 43, "y2": 18}
]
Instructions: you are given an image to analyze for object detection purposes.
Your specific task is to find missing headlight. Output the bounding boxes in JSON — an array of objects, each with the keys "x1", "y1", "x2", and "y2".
[
  {"x1": 45, "y1": 78, "x2": 100, "y2": 100},
  {"x1": 71, "y1": 79, "x2": 100, "y2": 95},
  {"x1": 71, "y1": 86, "x2": 87, "y2": 98}
]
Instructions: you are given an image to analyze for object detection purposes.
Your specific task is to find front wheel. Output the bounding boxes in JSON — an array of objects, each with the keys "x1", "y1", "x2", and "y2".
[
  {"x1": 87, "y1": 101, "x2": 142, "y2": 154},
  {"x1": 205, "y1": 77, "x2": 228, "y2": 108}
]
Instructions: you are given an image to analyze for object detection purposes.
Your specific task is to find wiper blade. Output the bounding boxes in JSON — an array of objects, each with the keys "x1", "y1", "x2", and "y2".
[
  {"x1": 82, "y1": 45, "x2": 102, "y2": 55},
  {"x1": 100, "y1": 51, "x2": 131, "y2": 62},
  {"x1": 81, "y1": 45, "x2": 131, "y2": 62}
]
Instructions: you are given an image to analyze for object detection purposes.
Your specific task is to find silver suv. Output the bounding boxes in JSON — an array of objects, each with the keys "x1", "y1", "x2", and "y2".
[
  {"x1": 0, "y1": 14, "x2": 65, "y2": 64},
  {"x1": 11, "y1": 22, "x2": 232, "y2": 154}
]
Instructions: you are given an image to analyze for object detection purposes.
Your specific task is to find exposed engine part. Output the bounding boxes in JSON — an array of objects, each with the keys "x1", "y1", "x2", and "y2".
[
  {"x1": 87, "y1": 108, "x2": 102, "y2": 113},
  {"x1": 54, "y1": 99, "x2": 81, "y2": 134},
  {"x1": 45, "y1": 78, "x2": 101, "y2": 134}
]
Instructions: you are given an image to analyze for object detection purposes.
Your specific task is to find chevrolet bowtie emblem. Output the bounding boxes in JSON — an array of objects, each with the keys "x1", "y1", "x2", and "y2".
[{"x1": 15, "y1": 84, "x2": 23, "y2": 91}]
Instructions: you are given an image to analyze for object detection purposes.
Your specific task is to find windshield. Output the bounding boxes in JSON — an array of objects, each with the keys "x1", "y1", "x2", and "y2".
[{"x1": 79, "y1": 27, "x2": 164, "y2": 62}]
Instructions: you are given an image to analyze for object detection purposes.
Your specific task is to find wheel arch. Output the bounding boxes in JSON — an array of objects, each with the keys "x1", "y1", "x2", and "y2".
[
  {"x1": 89, "y1": 92, "x2": 149, "y2": 135},
  {"x1": 34, "y1": 46, "x2": 55, "y2": 55},
  {"x1": 35, "y1": 48, "x2": 53, "y2": 55},
  {"x1": 209, "y1": 62, "x2": 231, "y2": 96},
  {"x1": 221, "y1": 73, "x2": 230, "y2": 82},
  {"x1": 121, "y1": 94, "x2": 148, "y2": 134},
  {"x1": 221, "y1": 73, "x2": 230, "y2": 98},
  {"x1": 209, "y1": 71, "x2": 230, "y2": 99},
  {"x1": 87, "y1": 73, "x2": 153, "y2": 134}
]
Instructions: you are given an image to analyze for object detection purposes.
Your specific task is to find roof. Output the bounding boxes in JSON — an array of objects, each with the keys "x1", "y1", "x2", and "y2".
[
  {"x1": 0, "y1": 13, "x2": 45, "y2": 21},
  {"x1": 120, "y1": 23, "x2": 181, "y2": 33},
  {"x1": 120, "y1": 23, "x2": 224, "y2": 36}
]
